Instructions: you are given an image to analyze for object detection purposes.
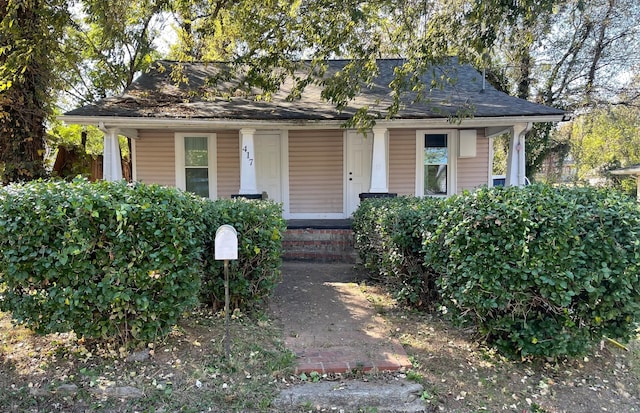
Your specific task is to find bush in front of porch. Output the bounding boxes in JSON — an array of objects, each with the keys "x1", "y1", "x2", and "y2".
[
  {"x1": 352, "y1": 196, "x2": 442, "y2": 310},
  {"x1": 0, "y1": 178, "x2": 206, "y2": 345},
  {"x1": 353, "y1": 185, "x2": 640, "y2": 359},
  {"x1": 199, "y1": 198, "x2": 285, "y2": 311},
  {"x1": 0, "y1": 179, "x2": 284, "y2": 347}
]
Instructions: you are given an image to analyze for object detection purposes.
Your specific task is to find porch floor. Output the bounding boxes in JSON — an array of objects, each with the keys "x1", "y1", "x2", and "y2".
[{"x1": 286, "y1": 219, "x2": 352, "y2": 230}]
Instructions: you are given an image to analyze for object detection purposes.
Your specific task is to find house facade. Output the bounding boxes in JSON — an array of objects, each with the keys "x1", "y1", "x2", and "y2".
[{"x1": 62, "y1": 60, "x2": 566, "y2": 219}]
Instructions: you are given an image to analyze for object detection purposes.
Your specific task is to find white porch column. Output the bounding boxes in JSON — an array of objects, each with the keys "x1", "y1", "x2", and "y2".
[
  {"x1": 506, "y1": 123, "x2": 532, "y2": 187},
  {"x1": 369, "y1": 127, "x2": 389, "y2": 193},
  {"x1": 102, "y1": 128, "x2": 123, "y2": 181},
  {"x1": 239, "y1": 128, "x2": 258, "y2": 194}
]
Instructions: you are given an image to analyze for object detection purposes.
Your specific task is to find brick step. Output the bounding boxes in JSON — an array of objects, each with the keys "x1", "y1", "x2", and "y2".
[{"x1": 282, "y1": 228, "x2": 357, "y2": 263}]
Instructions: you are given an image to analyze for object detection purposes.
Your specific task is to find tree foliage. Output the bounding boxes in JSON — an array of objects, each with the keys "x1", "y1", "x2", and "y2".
[
  {"x1": 569, "y1": 105, "x2": 640, "y2": 193},
  {"x1": 3, "y1": 0, "x2": 566, "y2": 183},
  {"x1": 59, "y1": 0, "x2": 166, "y2": 106},
  {"x1": 536, "y1": 0, "x2": 640, "y2": 108},
  {"x1": 483, "y1": 0, "x2": 640, "y2": 178},
  {"x1": 169, "y1": 0, "x2": 559, "y2": 126},
  {"x1": 167, "y1": 0, "x2": 240, "y2": 61},
  {"x1": 0, "y1": 0, "x2": 69, "y2": 184}
]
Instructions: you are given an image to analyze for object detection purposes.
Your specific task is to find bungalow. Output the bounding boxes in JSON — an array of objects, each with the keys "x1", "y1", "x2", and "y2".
[{"x1": 61, "y1": 59, "x2": 566, "y2": 219}]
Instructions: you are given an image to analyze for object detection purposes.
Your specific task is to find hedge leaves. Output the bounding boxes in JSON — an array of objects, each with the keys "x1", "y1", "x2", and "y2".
[
  {"x1": 353, "y1": 185, "x2": 640, "y2": 358},
  {"x1": 0, "y1": 178, "x2": 284, "y2": 346}
]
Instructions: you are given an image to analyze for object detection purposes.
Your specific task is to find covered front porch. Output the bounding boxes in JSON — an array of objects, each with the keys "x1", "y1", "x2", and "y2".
[{"x1": 97, "y1": 123, "x2": 532, "y2": 217}]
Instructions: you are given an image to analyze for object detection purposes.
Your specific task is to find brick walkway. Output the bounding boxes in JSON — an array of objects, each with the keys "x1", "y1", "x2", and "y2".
[
  {"x1": 270, "y1": 262, "x2": 412, "y2": 375},
  {"x1": 290, "y1": 343, "x2": 412, "y2": 375}
]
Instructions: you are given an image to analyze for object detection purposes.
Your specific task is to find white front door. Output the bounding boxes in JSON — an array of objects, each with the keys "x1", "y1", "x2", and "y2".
[
  {"x1": 255, "y1": 132, "x2": 282, "y2": 202},
  {"x1": 345, "y1": 131, "x2": 373, "y2": 216}
]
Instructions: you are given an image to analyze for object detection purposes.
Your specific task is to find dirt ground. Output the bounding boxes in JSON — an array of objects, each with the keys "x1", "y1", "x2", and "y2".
[
  {"x1": 273, "y1": 261, "x2": 640, "y2": 413},
  {"x1": 0, "y1": 261, "x2": 638, "y2": 412}
]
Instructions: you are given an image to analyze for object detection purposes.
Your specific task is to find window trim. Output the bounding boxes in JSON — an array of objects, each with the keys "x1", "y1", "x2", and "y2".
[
  {"x1": 415, "y1": 129, "x2": 457, "y2": 196},
  {"x1": 175, "y1": 132, "x2": 217, "y2": 199}
]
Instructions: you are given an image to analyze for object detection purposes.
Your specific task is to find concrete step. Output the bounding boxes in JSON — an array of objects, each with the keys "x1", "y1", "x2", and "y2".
[{"x1": 273, "y1": 380, "x2": 427, "y2": 413}]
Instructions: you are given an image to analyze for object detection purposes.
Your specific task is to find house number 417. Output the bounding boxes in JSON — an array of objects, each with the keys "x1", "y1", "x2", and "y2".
[{"x1": 242, "y1": 145, "x2": 254, "y2": 166}]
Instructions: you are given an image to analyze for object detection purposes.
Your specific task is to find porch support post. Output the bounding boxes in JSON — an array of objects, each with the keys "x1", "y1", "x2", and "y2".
[
  {"x1": 506, "y1": 123, "x2": 531, "y2": 187},
  {"x1": 239, "y1": 128, "x2": 258, "y2": 195},
  {"x1": 101, "y1": 126, "x2": 123, "y2": 182},
  {"x1": 369, "y1": 127, "x2": 389, "y2": 193}
]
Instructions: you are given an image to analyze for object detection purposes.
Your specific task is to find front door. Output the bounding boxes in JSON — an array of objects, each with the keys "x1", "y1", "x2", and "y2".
[
  {"x1": 255, "y1": 132, "x2": 282, "y2": 202},
  {"x1": 345, "y1": 131, "x2": 372, "y2": 216}
]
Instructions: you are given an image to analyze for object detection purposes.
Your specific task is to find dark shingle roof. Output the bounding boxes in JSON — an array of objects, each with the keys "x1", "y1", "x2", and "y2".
[{"x1": 64, "y1": 59, "x2": 565, "y2": 120}]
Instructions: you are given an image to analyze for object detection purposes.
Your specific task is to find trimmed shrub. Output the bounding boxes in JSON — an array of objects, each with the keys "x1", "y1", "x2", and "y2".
[
  {"x1": 0, "y1": 178, "x2": 206, "y2": 345},
  {"x1": 433, "y1": 185, "x2": 640, "y2": 358},
  {"x1": 352, "y1": 196, "x2": 442, "y2": 308},
  {"x1": 352, "y1": 197, "x2": 401, "y2": 279},
  {"x1": 199, "y1": 198, "x2": 285, "y2": 310}
]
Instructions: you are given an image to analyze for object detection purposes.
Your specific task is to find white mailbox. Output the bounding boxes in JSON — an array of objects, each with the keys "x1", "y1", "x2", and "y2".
[{"x1": 215, "y1": 225, "x2": 238, "y2": 260}]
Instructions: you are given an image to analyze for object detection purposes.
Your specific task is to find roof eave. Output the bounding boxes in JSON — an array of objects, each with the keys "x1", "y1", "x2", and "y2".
[
  {"x1": 59, "y1": 114, "x2": 566, "y2": 133},
  {"x1": 611, "y1": 166, "x2": 640, "y2": 175}
]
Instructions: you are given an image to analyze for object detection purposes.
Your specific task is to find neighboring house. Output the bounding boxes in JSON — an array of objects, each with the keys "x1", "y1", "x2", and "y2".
[
  {"x1": 61, "y1": 59, "x2": 565, "y2": 219},
  {"x1": 610, "y1": 165, "x2": 640, "y2": 202},
  {"x1": 537, "y1": 153, "x2": 577, "y2": 183}
]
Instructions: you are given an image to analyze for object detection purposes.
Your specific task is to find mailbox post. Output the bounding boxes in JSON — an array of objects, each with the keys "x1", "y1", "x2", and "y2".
[{"x1": 214, "y1": 225, "x2": 238, "y2": 358}]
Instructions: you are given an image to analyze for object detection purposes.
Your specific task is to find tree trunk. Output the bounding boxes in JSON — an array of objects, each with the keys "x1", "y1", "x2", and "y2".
[{"x1": 0, "y1": 0, "x2": 49, "y2": 184}]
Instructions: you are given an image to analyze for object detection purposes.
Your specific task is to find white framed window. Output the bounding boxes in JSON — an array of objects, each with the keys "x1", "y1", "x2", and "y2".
[
  {"x1": 175, "y1": 133, "x2": 217, "y2": 198},
  {"x1": 416, "y1": 130, "x2": 457, "y2": 196}
]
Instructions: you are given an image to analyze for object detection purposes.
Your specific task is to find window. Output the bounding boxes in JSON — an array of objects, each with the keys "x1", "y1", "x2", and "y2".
[
  {"x1": 424, "y1": 133, "x2": 448, "y2": 195},
  {"x1": 184, "y1": 136, "x2": 210, "y2": 197},
  {"x1": 175, "y1": 133, "x2": 216, "y2": 198}
]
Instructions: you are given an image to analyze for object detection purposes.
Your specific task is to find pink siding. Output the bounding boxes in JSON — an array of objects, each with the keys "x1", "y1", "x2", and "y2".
[
  {"x1": 389, "y1": 129, "x2": 417, "y2": 196},
  {"x1": 289, "y1": 130, "x2": 343, "y2": 213},
  {"x1": 135, "y1": 130, "x2": 176, "y2": 187},
  {"x1": 457, "y1": 129, "x2": 490, "y2": 193},
  {"x1": 217, "y1": 130, "x2": 240, "y2": 198}
]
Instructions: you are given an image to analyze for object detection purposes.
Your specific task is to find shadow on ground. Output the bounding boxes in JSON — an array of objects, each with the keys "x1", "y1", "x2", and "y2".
[{"x1": 269, "y1": 262, "x2": 411, "y2": 374}]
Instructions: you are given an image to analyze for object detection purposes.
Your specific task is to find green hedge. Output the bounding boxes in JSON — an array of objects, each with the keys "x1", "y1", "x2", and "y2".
[
  {"x1": 200, "y1": 198, "x2": 285, "y2": 310},
  {"x1": 0, "y1": 179, "x2": 285, "y2": 346},
  {"x1": 434, "y1": 185, "x2": 640, "y2": 357},
  {"x1": 353, "y1": 185, "x2": 640, "y2": 358},
  {"x1": 0, "y1": 179, "x2": 206, "y2": 344},
  {"x1": 352, "y1": 196, "x2": 442, "y2": 308}
]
